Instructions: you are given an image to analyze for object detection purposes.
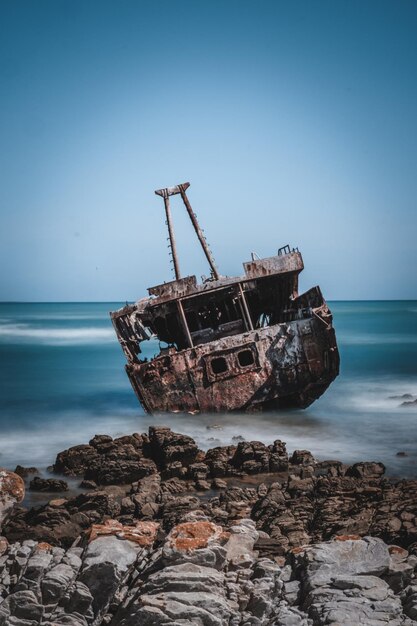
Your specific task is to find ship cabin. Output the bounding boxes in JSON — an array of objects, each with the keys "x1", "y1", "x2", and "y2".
[{"x1": 111, "y1": 245, "x2": 326, "y2": 365}]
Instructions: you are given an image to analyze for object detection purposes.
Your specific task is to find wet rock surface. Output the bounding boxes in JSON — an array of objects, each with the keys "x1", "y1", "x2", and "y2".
[{"x1": 1, "y1": 427, "x2": 417, "y2": 624}]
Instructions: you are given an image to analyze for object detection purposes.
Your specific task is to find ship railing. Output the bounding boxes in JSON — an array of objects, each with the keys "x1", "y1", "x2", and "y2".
[{"x1": 277, "y1": 245, "x2": 299, "y2": 256}]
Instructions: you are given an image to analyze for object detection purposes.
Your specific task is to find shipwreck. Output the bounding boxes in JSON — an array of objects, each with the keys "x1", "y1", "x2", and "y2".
[{"x1": 110, "y1": 182, "x2": 339, "y2": 414}]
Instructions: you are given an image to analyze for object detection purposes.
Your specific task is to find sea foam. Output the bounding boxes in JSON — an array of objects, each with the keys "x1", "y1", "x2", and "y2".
[{"x1": 0, "y1": 323, "x2": 114, "y2": 345}]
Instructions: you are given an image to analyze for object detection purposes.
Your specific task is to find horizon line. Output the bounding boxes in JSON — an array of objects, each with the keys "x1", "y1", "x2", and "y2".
[{"x1": 1, "y1": 299, "x2": 417, "y2": 304}]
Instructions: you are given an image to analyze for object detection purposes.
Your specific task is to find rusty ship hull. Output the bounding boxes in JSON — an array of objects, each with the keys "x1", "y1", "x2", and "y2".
[
  {"x1": 111, "y1": 182, "x2": 339, "y2": 415},
  {"x1": 127, "y1": 308, "x2": 338, "y2": 414}
]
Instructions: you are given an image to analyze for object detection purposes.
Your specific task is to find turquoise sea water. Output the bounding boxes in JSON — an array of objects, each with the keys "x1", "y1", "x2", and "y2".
[{"x1": 0, "y1": 302, "x2": 416, "y2": 477}]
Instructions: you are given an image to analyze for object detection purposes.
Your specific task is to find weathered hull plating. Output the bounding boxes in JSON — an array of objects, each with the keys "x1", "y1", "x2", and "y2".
[{"x1": 126, "y1": 314, "x2": 339, "y2": 414}]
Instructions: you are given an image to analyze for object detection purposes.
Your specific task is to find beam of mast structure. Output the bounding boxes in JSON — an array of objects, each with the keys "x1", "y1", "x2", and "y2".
[{"x1": 155, "y1": 182, "x2": 220, "y2": 281}]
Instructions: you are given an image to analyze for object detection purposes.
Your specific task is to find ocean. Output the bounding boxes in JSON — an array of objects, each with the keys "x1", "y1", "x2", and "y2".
[{"x1": 1, "y1": 301, "x2": 416, "y2": 478}]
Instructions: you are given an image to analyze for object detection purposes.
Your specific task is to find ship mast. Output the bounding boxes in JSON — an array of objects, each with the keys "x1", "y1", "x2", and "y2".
[{"x1": 155, "y1": 182, "x2": 220, "y2": 281}]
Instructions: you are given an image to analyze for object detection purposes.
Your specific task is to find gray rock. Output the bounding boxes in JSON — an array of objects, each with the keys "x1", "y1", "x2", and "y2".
[
  {"x1": 0, "y1": 589, "x2": 43, "y2": 624},
  {"x1": 41, "y1": 562, "x2": 76, "y2": 603},
  {"x1": 383, "y1": 559, "x2": 414, "y2": 593},
  {"x1": 61, "y1": 580, "x2": 93, "y2": 615},
  {"x1": 80, "y1": 536, "x2": 142, "y2": 620},
  {"x1": 293, "y1": 536, "x2": 390, "y2": 590},
  {"x1": 143, "y1": 561, "x2": 225, "y2": 595},
  {"x1": 284, "y1": 579, "x2": 301, "y2": 605},
  {"x1": 226, "y1": 519, "x2": 259, "y2": 565},
  {"x1": 403, "y1": 584, "x2": 417, "y2": 620}
]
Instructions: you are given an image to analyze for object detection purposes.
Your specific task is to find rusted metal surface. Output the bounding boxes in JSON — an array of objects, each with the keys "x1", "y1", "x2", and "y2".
[{"x1": 110, "y1": 183, "x2": 339, "y2": 414}]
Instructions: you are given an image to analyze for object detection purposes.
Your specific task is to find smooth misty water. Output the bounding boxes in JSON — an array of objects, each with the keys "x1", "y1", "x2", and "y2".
[{"x1": 0, "y1": 301, "x2": 416, "y2": 477}]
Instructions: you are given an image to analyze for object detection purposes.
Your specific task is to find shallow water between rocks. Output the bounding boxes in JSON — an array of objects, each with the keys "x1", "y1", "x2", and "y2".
[{"x1": 1, "y1": 301, "x2": 416, "y2": 484}]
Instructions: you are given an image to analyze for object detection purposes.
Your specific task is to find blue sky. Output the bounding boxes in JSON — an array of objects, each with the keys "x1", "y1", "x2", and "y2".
[{"x1": 1, "y1": 0, "x2": 416, "y2": 301}]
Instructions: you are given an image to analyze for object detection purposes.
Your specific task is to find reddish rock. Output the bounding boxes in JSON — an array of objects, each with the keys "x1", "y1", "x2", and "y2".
[
  {"x1": 0, "y1": 469, "x2": 25, "y2": 529},
  {"x1": 88, "y1": 518, "x2": 159, "y2": 546},
  {"x1": 167, "y1": 520, "x2": 228, "y2": 551}
]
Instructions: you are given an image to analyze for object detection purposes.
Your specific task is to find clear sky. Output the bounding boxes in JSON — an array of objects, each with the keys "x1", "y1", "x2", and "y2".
[{"x1": 1, "y1": 0, "x2": 416, "y2": 301}]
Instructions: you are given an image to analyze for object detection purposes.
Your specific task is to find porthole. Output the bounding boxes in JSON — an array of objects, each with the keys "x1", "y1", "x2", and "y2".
[
  {"x1": 211, "y1": 356, "x2": 228, "y2": 375},
  {"x1": 238, "y1": 349, "x2": 254, "y2": 367}
]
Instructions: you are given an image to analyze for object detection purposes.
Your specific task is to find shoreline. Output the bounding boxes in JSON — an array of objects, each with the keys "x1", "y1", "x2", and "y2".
[{"x1": 1, "y1": 426, "x2": 417, "y2": 624}]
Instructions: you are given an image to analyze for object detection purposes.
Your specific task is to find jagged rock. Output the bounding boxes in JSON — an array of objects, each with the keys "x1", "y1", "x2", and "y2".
[
  {"x1": 0, "y1": 516, "x2": 416, "y2": 625},
  {"x1": 2, "y1": 429, "x2": 417, "y2": 626},
  {"x1": 79, "y1": 533, "x2": 148, "y2": 621},
  {"x1": 88, "y1": 519, "x2": 159, "y2": 546},
  {"x1": 0, "y1": 589, "x2": 44, "y2": 624},
  {"x1": 212, "y1": 478, "x2": 227, "y2": 490},
  {"x1": 292, "y1": 536, "x2": 391, "y2": 589},
  {"x1": 148, "y1": 426, "x2": 199, "y2": 468},
  {"x1": 0, "y1": 469, "x2": 25, "y2": 530},
  {"x1": 41, "y1": 561, "x2": 78, "y2": 603},
  {"x1": 290, "y1": 449, "x2": 316, "y2": 466},
  {"x1": 79, "y1": 479, "x2": 97, "y2": 489},
  {"x1": 269, "y1": 439, "x2": 289, "y2": 472},
  {"x1": 95, "y1": 457, "x2": 157, "y2": 485},
  {"x1": 205, "y1": 445, "x2": 236, "y2": 477},
  {"x1": 232, "y1": 440, "x2": 271, "y2": 474},
  {"x1": 29, "y1": 476, "x2": 69, "y2": 492},
  {"x1": 14, "y1": 465, "x2": 39, "y2": 479},
  {"x1": 403, "y1": 584, "x2": 417, "y2": 620},
  {"x1": 346, "y1": 461, "x2": 386, "y2": 479}
]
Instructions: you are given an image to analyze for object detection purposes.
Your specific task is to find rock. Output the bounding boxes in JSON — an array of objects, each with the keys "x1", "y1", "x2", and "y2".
[
  {"x1": 89, "y1": 434, "x2": 114, "y2": 448},
  {"x1": 315, "y1": 459, "x2": 344, "y2": 477},
  {"x1": 29, "y1": 476, "x2": 69, "y2": 492},
  {"x1": 188, "y1": 462, "x2": 209, "y2": 481},
  {"x1": 88, "y1": 519, "x2": 159, "y2": 546},
  {"x1": 49, "y1": 498, "x2": 68, "y2": 507},
  {"x1": 269, "y1": 439, "x2": 289, "y2": 472},
  {"x1": 346, "y1": 461, "x2": 385, "y2": 479},
  {"x1": 205, "y1": 445, "x2": 236, "y2": 477},
  {"x1": 53, "y1": 433, "x2": 152, "y2": 485},
  {"x1": 292, "y1": 536, "x2": 391, "y2": 589},
  {"x1": 167, "y1": 520, "x2": 228, "y2": 552},
  {"x1": 41, "y1": 562, "x2": 78, "y2": 604},
  {"x1": 111, "y1": 519, "x2": 236, "y2": 625},
  {"x1": 148, "y1": 426, "x2": 199, "y2": 468},
  {"x1": 14, "y1": 465, "x2": 39, "y2": 479},
  {"x1": 383, "y1": 554, "x2": 414, "y2": 593},
  {"x1": 290, "y1": 450, "x2": 315, "y2": 466},
  {"x1": 61, "y1": 580, "x2": 93, "y2": 618},
  {"x1": 212, "y1": 478, "x2": 227, "y2": 490},
  {"x1": 3, "y1": 429, "x2": 417, "y2": 625},
  {"x1": 0, "y1": 589, "x2": 44, "y2": 624},
  {"x1": 195, "y1": 479, "x2": 211, "y2": 491},
  {"x1": 0, "y1": 535, "x2": 8, "y2": 556},
  {"x1": 130, "y1": 474, "x2": 161, "y2": 519},
  {"x1": 404, "y1": 584, "x2": 417, "y2": 620},
  {"x1": 80, "y1": 533, "x2": 148, "y2": 620},
  {"x1": 79, "y1": 479, "x2": 97, "y2": 489},
  {"x1": 232, "y1": 441, "x2": 271, "y2": 473},
  {"x1": 401, "y1": 398, "x2": 417, "y2": 406},
  {"x1": 225, "y1": 519, "x2": 258, "y2": 564},
  {"x1": 0, "y1": 469, "x2": 25, "y2": 529},
  {"x1": 54, "y1": 444, "x2": 100, "y2": 477},
  {"x1": 0, "y1": 514, "x2": 416, "y2": 625},
  {"x1": 95, "y1": 457, "x2": 157, "y2": 485}
]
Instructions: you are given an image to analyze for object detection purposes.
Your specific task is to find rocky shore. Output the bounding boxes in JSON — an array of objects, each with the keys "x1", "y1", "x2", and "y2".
[{"x1": 1, "y1": 427, "x2": 417, "y2": 625}]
